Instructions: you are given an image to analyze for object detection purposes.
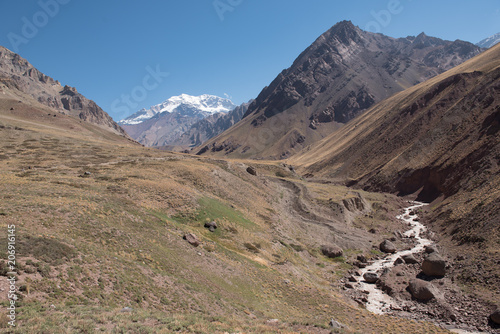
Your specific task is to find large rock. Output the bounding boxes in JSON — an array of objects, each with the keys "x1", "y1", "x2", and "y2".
[
  {"x1": 421, "y1": 252, "x2": 446, "y2": 277},
  {"x1": 363, "y1": 272, "x2": 379, "y2": 283},
  {"x1": 183, "y1": 233, "x2": 200, "y2": 247},
  {"x1": 379, "y1": 239, "x2": 397, "y2": 253},
  {"x1": 408, "y1": 279, "x2": 438, "y2": 301},
  {"x1": 402, "y1": 254, "x2": 419, "y2": 264},
  {"x1": 424, "y1": 244, "x2": 439, "y2": 254},
  {"x1": 246, "y1": 166, "x2": 257, "y2": 176},
  {"x1": 490, "y1": 308, "x2": 500, "y2": 325},
  {"x1": 204, "y1": 221, "x2": 217, "y2": 232},
  {"x1": 321, "y1": 244, "x2": 343, "y2": 258}
]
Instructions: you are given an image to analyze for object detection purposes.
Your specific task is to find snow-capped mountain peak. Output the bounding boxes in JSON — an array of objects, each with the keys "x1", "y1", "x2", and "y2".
[
  {"x1": 476, "y1": 32, "x2": 500, "y2": 49},
  {"x1": 119, "y1": 94, "x2": 236, "y2": 125}
]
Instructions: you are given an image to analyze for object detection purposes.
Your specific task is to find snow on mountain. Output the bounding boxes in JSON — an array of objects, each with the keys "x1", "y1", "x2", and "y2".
[
  {"x1": 119, "y1": 94, "x2": 236, "y2": 125},
  {"x1": 476, "y1": 32, "x2": 500, "y2": 49}
]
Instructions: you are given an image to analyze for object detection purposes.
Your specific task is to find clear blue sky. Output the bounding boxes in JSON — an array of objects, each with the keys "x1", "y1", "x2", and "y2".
[{"x1": 0, "y1": 0, "x2": 499, "y2": 121}]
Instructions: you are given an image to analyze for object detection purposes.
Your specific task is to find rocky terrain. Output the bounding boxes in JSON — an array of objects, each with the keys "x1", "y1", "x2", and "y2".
[
  {"x1": 0, "y1": 46, "x2": 128, "y2": 138},
  {"x1": 197, "y1": 21, "x2": 483, "y2": 159},
  {"x1": 292, "y1": 43, "x2": 500, "y2": 333}
]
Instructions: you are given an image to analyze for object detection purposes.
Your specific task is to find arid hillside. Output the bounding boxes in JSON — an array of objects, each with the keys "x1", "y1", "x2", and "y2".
[
  {"x1": 0, "y1": 46, "x2": 129, "y2": 138},
  {"x1": 0, "y1": 91, "x2": 456, "y2": 333},
  {"x1": 292, "y1": 43, "x2": 500, "y2": 304}
]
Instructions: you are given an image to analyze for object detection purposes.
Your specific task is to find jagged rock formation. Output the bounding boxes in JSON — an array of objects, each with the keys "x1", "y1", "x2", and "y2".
[{"x1": 0, "y1": 45, "x2": 127, "y2": 137}]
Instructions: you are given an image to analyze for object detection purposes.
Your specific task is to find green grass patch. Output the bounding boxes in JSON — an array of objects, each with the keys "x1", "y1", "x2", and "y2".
[{"x1": 174, "y1": 197, "x2": 257, "y2": 232}]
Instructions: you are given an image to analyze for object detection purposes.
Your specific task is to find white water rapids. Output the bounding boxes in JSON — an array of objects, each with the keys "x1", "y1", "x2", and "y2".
[{"x1": 357, "y1": 201, "x2": 432, "y2": 314}]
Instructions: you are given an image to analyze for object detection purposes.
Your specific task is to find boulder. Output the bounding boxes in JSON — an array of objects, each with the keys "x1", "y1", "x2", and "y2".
[
  {"x1": 204, "y1": 221, "x2": 217, "y2": 232},
  {"x1": 363, "y1": 272, "x2": 379, "y2": 283},
  {"x1": 380, "y1": 239, "x2": 397, "y2": 253},
  {"x1": 421, "y1": 252, "x2": 446, "y2": 277},
  {"x1": 424, "y1": 244, "x2": 439, "y2": 254},
  {"x1": 357, "y1": 254, "x2": 367, "y2": 263},
  {"x1": 394, "y1": 257, "x2": 404, "y2": 265},
  {"x1": 402, "y1": 254, "x2": 419, "y2": 264},
  {"x1": 183, "y1": 233, "x2": 200, "y2": 247},
  {"x1": 246, "y1": 166, "x2": 257, "y2": 176},
  {"x1": 321, "y1": 244, "x2": 343, "y2": 258},
  {"x1": 408, "y1": 279, "x2": 438, "y2": 301},
  {"x1": 490, "y1": 308, "x2": 500, "y2": 325}
]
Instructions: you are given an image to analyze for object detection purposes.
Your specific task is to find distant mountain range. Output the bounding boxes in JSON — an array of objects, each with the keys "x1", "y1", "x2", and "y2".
[
  {"x1": 119, "y1": 94, "x2": 244, "y2": 148},
  {"x1": 0, "y1": 45, "x2": 128, "y2": 137},
  {"x1": 196, "y1": 21, "x2": 484, "y2": 159},
  {"x1": 476, "y1": 32, "x2": 500, "y2": 48}
]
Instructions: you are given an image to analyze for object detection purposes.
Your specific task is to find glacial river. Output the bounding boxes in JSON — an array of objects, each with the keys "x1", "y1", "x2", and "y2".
[{"x1": 357, "y1": 201, "x2": 431, "y2": 314}]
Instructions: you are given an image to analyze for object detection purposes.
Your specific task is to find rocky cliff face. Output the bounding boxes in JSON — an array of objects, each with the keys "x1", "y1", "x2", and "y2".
[
  {"x1": 0, "y1": 46, "x2": 128, "y2": 137},
  {"x1": 198, "y1": 21, "x2": 483, "y2": 159}
]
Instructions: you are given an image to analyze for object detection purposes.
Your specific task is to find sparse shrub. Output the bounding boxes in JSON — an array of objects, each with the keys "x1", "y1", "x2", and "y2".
[
  {"x1": 290, "y1": 243, "x2": 304, "y2": 252},
  {"x1": 243, "y1": 243, "x2": 260, "y2": 253}
]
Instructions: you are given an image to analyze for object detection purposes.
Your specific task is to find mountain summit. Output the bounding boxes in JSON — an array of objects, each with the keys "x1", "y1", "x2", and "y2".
[
  {"x1": 0, "y1": 45, "x2": 127, "y2": 137},
  {"x1": 197, "y1": 21, "x2": 483, "y2": 159},
  {"x1": 119, "y1": 94, "x2": 236, "y2": 126},
  {"x1": 476, "y1": 32, "x2": 500, "y2": 49},
  {"x1": 119, "y1": 94, "x2": 237, "y2": 147}
]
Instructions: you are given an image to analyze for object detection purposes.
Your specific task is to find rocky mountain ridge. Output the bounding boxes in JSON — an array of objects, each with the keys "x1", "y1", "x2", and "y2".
[
  {"x1": 0, "y1": 45, "x2": 128, "y2": 137},
  {"x1": 197, "y1": 21, "x2": 484, "y2": 159}
]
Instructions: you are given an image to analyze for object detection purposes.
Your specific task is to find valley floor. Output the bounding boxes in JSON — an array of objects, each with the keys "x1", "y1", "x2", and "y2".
[{"x1": 0, "y1": 102, "x2": 497, "y2": 333}]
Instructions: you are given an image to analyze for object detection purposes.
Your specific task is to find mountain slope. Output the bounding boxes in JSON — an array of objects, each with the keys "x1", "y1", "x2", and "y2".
[
  {"x1": 0, "y1": 83, "x2": 454, "y2": 333},
  {"x1": 172, "y1": 100, "x2": 252, "y2": 149},
  {"x1": 291, "y1": 43, "x2": 500, "y2": 300},
  {"x1": 197, "y1": 21, "x2": 483, "y2": 159},
  {"x1": 477, "y1": 32, "x2": 500, "y2": 48},
  {"x1": 0, "y1": 45, "x2": 128, "y2": 137},
  {"x1": 119, "y1": 94, "x2": 236, "y2": 147}
]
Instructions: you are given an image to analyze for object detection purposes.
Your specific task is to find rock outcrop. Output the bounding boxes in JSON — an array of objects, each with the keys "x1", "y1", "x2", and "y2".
[{"x1": 0, "y1": 46, "x2": 128, "y2": 137}]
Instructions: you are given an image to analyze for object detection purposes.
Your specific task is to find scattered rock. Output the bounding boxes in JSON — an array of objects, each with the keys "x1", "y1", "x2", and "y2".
[
  {"x1": 345, "y1": 282, "x2": 355, "y2": 289},
  {"x1": 380, "y1": 239, "x2": 397, "y2": 253},
  {"x1": 421, "y1": 252, "x2": 446, "y2": 277},
  {"x1": 353, "y1": 261, "x2": 367, "y2": 268},
  {"x1": 424, "y1": 245, "x2": 439, "y2": 254},
  {"x1": 357, "y1": 254, "x2": 367, "y2": 263},
  {"x1": 348, "y1": 275, "x2": 357, "y2": 282},
  {"x1": 329, "y1": 318, "x2": 346, "y2": 329},
  {"x1": 183, "y1": 233, "x2": 200, "y2": 247},
  {"x1": 408, "y1": 279, "x2": 438, "y2": 301},
  {"x1": 490, "y1": 308, "x2": 500, "y2": 325},
  {"x1": 204, "y1": 221, "x2": 217, "y2": 232},
  {"x1": 320, "y1": 244, "x2": 343, "y2": 258},
  {"x1": 246, "y1": 166, "x2": 257, "y2": 176},
  {"x1": 368, "y1": 228, "x2": 377, "y2": 234},
  {"x1": 363, "y1": 272, "x2": 379, "y2": 283},
  {"x1": 402, "y1": 254, "x2": 418, "y2": 264}
]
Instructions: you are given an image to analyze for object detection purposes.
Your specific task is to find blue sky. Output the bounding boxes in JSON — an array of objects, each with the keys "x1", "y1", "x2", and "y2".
[{"x1": 0, "y1": 0, "x2": 499, "y2": 121}]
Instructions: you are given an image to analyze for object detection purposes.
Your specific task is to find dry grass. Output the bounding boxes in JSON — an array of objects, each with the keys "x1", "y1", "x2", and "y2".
[{"x1": 0, "y1": 100, "x2": 450, "y2": 333}]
